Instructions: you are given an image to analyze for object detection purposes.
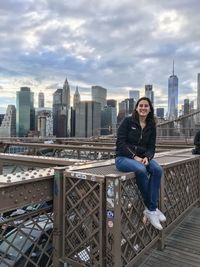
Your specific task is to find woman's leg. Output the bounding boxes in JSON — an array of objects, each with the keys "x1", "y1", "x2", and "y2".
[
  {"x1": 115, "y1": 156, "x2": 149, "y2": 206},
  {"x1": 146, "y1": 159, "x2": 163, "y2": 211},
  {"x1": 116, "y1": 157, "x2": 163, "y2": 230}
]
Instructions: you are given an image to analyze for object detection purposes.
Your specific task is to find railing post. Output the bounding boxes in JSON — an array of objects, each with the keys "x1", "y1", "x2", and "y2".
[
  {"x1": 158, "y1": 167, "x2": 165, "y2": 250},
  {"x1": 53, "y1": 167, "x2": 66, "y2": 267},
  {"x1": 0, "y1": 161, "x2": 3, "y2": 175},
  {"x1": 105, "y1": 175, "x2": 122, "y2": 267},
  {"x1": 198, "y1": 157, "x2": 200, "y2": 207}
]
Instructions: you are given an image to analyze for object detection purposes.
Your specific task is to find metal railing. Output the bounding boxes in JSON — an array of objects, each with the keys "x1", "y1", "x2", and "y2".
[{"x1": 0, "y1": 150, "x2": 199, "y2": 267}]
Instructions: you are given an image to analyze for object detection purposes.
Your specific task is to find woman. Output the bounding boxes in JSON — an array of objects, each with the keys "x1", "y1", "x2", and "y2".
[{"x1": 115, "y1": 97, "x2": 166, "y2": 230}]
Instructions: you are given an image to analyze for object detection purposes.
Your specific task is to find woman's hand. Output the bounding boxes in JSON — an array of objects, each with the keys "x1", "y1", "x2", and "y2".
[
  {"x1": 141, "y1": 157, "x2": 149, "y2": 165},
  {"x1": 134, "y1": 155, "x2": 143, "y2": 163},
  {"x1": 134, "y1": 156, "x2": 149, "y2": 165}
]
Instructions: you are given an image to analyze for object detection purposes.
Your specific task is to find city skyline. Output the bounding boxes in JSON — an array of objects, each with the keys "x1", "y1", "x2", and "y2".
[{"x1": 0, "y1": 0, "x2": 200, "y2": 113}]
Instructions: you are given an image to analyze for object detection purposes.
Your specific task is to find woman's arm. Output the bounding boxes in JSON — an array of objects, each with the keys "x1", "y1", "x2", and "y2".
[
  {"x1": 116, "y1": 118, "x2": 137, "y2": 158},
  {"x1": 144, "y1": 126, "x2": 156, "y2": 160}
]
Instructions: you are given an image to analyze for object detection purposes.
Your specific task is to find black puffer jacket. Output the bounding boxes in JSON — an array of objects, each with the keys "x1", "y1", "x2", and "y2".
[{"x1": 116, "y1": 116, "x2": 156, "y2": 160}]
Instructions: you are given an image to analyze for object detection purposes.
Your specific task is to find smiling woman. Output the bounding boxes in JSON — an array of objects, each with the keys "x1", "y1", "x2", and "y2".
[{"x1": 115, "y1": 97, "x2": 166, "y2": 230}]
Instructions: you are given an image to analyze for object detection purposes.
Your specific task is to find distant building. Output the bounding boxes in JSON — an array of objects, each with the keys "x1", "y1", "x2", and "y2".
[
  {"x1": 196, "y1": 74, "x2": 200, "y2": 123},
  {"x1": 107, "y1": 99, "x2": 117, "y2": 108},
  {"x1": 38, "y1": 92, "x2": 44, "y2": 108},
  {"x1": 0, "y1": 105, "x2": 16, "y2": 137},
  {"x1": 75, "y1": 101, "x2": 101, "y2": 137},
  {"x1": 16, "y1": 87, "x2": 35, "y2": 137},
  {"x1": 183, "y1": 99, "x2": 190, "y2": 115},
  {"x1": 36, "y1": 108, "x2": 53, "y2": 137},
  {"x1": 197, "y1": 73, "x2": 200, "y2": 111},
  {"x1": 73, "y1": 86, "x2": 80, "y2": 109},
  {"x1": 145, "y1": 85, "x2": 154, "y2": 105},
  {"x1": 129, "y1": 90, "x2": 140, "y2": 102},
  {"x1": 156, "y1": 108, "x2": 164, "y2": 118},
  {"x1": 91, "y1": 86, "x2": 107, "y2": 110},
  {"x1": 117, "y1": 98, "x2": 136, "y2": 124},
  {"x1": 168, "y1": 61, "x2": 178, "y2": 120},
  {"x1": 190, "y1": 100, "x2": 194, "y2": 112},
  {"x1": 0, "y1": 114, "x2": 5, "y2": 126},
  {"x1": 52, "y1": 77, "x2": 71, "y2": 137},
  {"x1": 62, "y1": 77, "x2": 70, "y2": 110},
  {"x1": 101, "y1": 106, "x2": 117, "y2": 135}
]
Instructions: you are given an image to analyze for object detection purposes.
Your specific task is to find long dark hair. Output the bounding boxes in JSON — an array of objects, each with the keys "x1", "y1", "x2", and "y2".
[{"x1": 132, "y1": 97, "x2": 155, "y2": 124}]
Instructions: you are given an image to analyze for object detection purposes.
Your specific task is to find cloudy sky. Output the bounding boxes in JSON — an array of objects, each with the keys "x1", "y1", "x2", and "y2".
[{"x1": 0, "y1": 0, "x2": 200, "y2": 113}]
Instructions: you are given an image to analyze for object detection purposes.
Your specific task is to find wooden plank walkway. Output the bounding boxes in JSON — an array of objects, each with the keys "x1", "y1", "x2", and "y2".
[{"x1": 139, "y1": 207, "x2": 200, "y2": 267}]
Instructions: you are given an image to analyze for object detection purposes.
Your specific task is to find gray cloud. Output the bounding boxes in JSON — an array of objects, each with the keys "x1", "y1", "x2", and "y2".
[{"x1": 0, "y1": 0, "x2": 200, "y2": 112}]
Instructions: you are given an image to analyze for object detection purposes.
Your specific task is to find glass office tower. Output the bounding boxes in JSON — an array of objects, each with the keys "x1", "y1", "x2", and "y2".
[{"x1": 16, "y1": 87, "x2": 35, "y2": 137}]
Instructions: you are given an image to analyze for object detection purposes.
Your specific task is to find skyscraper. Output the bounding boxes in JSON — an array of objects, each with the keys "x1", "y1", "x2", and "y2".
[
  {"x1": 53, "y1": 88, "x2": 64, "y2": 137},
  {"x1": 73, "y1": 86, "x2": 80, "y2": 109},
  {"x1": 145, "y1": 85, "x2": 154, "y2": 105},
  {"x1": 183, "y1": 99, "x2": 190, "y2": 115},
  {"x1": 101, "y1": 106, "x2": 117, "y2": 135},
  {"x1": 38, "y1": 92, "x2": 44, "y2": 108},
  {"x1": 156, "y1": 108, "x2": 164, "y2": 118},
  {"x1": 129, "y1": 90, "x2": 140, "y2": 102},
  {"x1": 0, "y1": 105, "x2": 16, "y2": 137},
  {"x1": 197, "y1": 73, "x2": 200, "y2": 111},
  {"x1": 16, "y1": 87, "x2": 35, "y2": 137},
  {"x1": 91, "y1": 86, "x2": 107, "y2": 110},
  {"x1": 52, "y1": 77, "x2": 71, "y2": 137},
  {"x1": 168, "y1": 61, "x2": 178, "y2": 120},
  {"x1": 75, "y1": 101, "x2": 101, "y2": 137},
  {"x1": 107, "y1": 99, "x2": 117, "y2": 108},
  {"x1": 62, "y1": 77, "x2": 70, "y2": 110}
]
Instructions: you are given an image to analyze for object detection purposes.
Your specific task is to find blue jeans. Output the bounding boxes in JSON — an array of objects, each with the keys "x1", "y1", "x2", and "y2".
[{"x1": 115, "y1": 156, "x2": 163, "y2": 211}]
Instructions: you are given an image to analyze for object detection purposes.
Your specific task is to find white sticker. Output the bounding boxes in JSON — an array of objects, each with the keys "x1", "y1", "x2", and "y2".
[
  {"x1": 115, "y1": 179, "x2": 119, "y2": 186},
  {"x1": 91, "y1": 176, "x2": 96, "y2": 181},
  {"x1": 75, "y1": 173, "x2": 87, "y2": 179},
  {"x1": 107, "y1": 198, "x2": 114, "y2": 208},
  {"x1": 120, "y1": 176, "x2": 126, "y2": 181}
]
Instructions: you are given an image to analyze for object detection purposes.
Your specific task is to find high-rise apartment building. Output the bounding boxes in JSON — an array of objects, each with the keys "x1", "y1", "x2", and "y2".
[
  {"x1": 145, "y1": 85, "x2": 154, "y2": 105},
  {"x1": 38, "y1": 92, "x2": 44, "y2": 108},
  {"x1": 16, "y1": 87, "x2": 35, "y2": 137},
  {"x1": 91, "y1": 86, "x2": 107, "y2": 110},
  {"x1": 0, "y1": 105, "x2": 16, "y2": 137},
  {"x1": 168, "y1": 62, "x2": 178, "y2": 120},
  {"x1": 75, "y1": 101, "x2": 101, "y2": 137},
  {"x1": 129, "y1": 90, "x2": 140, "y2": 102},
  {"x1": 73, "y1": 86, "x2": 80, "y2": 109}
]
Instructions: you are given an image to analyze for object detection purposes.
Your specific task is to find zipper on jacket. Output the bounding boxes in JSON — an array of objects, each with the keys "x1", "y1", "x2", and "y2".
[{"x1": 139, "y1": 128, "x2": 143, "y2": 143}]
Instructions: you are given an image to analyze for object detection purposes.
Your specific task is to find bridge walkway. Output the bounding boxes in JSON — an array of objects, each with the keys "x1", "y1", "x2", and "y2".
[{"x1": 139, "y1": 207, "x2": 200, "y2": 267}]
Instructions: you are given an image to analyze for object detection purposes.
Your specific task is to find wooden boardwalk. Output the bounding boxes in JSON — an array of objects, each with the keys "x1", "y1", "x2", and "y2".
[{"x1": 139, "y1": 207, "x2": 200, "y2": 267}]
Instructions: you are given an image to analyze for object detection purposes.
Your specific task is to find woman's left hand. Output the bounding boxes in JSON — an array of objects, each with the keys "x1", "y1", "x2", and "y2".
[{"x1": 141, "y1": 157, "x2": 149, "y2": 165}]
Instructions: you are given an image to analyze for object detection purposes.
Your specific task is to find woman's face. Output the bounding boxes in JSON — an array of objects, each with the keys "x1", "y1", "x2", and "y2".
[{"x1": 136, "y1": 100, "x2": 151, "y2": 118}]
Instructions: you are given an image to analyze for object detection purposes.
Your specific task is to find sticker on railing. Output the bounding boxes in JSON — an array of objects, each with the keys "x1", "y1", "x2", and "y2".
[
  {"x1": 107, "y1": 210, "x2": 114, "y2": 219},
  {"x1": 108, "y1": 220, "x2": 114, "y2": 228},
  {"x1": 75, "y1": 173, "x2": 87, "y2": 179}
]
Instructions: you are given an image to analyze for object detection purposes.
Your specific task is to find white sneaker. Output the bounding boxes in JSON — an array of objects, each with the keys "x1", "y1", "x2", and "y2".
[
  {"x1": 143, "y1": 209, "x2": 163, "y2": 230},
  {"x1": 156, "y1": 208, "x2": 166, "y2": 222}
]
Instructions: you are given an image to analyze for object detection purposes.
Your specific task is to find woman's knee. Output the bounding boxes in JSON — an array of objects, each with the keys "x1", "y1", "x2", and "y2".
[
  {"x1": 153, "y1": 164, "x2": 163, "y2": 177},
  {"x1": 149, "y1": 160, "x2": 163, "y2": 175},
  {"x1": 136, "y1": 165, "x2": 147, "y2": 176}
]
